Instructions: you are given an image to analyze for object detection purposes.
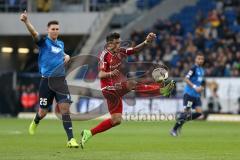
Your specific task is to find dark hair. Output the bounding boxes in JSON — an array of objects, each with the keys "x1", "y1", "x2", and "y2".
[
  {"x1": 47, "y1": 20, "x2": 59, "y2": 27},
  {"x1": 106, "y1": 32, "x2": 120, "y2": 42},
  {"x1": 195, "y1": 52, "x2": 204, "y2": 58}
]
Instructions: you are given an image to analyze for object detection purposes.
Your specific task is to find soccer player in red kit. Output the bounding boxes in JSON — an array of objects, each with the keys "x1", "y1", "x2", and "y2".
[{"x1": 80, "y1": 32, "x2": 175, "y2": 148}]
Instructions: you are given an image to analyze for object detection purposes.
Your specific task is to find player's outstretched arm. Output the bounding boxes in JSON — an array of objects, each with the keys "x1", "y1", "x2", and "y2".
[
  {"x1": 20, "y1": 10, "x2": 39, "y2": 41},
  {"x1": 133, "y1": 32, "x2": 156, "y2": 52}
]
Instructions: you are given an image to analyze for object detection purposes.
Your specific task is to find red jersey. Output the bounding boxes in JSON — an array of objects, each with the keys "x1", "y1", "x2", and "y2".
[{"x1": 98, "y1": 47, "x2": 135, "y2": 89}]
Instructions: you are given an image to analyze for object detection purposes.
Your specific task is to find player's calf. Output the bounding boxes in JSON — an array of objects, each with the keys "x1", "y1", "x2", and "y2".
[
  {"x1": 59, "y1": 103, "x2": 74, "y2": 141},
  {"x1": 37, "y1": 108, "x2": 48, "y2": 120},
  {"x1": 171, "y1": 112, "x2": 189, "y2": 136},
  {"x1": 80, "y1": 114, "x2": 122, "y2": 148}
]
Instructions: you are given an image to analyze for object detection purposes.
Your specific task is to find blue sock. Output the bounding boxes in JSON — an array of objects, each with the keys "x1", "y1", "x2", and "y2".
[{"x1": 62, "y1": 114, "x2": 74, "y2": 141}]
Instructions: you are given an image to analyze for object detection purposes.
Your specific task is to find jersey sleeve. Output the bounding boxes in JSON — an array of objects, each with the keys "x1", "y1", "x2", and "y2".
[
  {"x1": 99, "y1": 60, "x2": 108, "y2": 71},
  {"x1": 120, "y1": 47, "x2": 135, "y2": 56},
  {"x1": 98, "y1": 53, "x2": 109, "y2": 72},
  {"x1": 34, "y1": 35, "x2": 45, "y2": 47},
  {"x1": 185, "y1": 65, "x2": 196, "y2": 79}
]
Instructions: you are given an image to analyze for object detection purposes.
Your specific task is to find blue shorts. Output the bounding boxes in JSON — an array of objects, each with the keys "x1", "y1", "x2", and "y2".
[
  {"x1": 38, "y1": 76, "x2": 72, "y2": 109},
  {"x1": 183, "y1": 94, "x2": 202, "y2": 109}
]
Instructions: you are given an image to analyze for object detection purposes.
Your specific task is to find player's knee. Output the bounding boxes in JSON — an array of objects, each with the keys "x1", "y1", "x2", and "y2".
[
  {"x1": 195, "y1": 107, "x2": 203, "y2": 114},
  {"x1": 112, "y1": 119, "x2": 121, "y2": 126},
  {"x1": 111, "y1": 117, "x2": 122, "y2": 126},
  {"x1": 127, "y1": 80, "x2": 137, "y2": 90}
]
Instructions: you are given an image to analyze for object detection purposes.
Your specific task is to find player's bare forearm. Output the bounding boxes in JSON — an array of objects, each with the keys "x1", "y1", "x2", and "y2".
[
  {"x1": 133, "y1": 41, "x2": 148, "y2": 52},
  {"x1": 24, "y1": 21, "x2": 39, "y2": 39},
  {"x1": 133, "y1": 32, "x2": 156, "y2": 53},
  {"x1": 20, "y1": 10, "x2": 39, "y2": 40},
  {"x1": 184, "y1": 77, "x2": 195, "y2": 88},
  {"x1": 64, "y1": 53, "x2": 70, "y2": 58},
  {"x1": 64, "y1": 53, "x2": 70, "y2": 64}
]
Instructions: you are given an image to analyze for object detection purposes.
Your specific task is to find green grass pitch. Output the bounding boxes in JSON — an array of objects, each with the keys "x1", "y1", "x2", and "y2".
[{"x1": 0, "y1": 119, "x2": 239, "y2": 160}]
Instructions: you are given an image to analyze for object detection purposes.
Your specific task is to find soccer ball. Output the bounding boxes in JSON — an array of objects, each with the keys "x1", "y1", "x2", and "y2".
[{"x1": 152, "y1": 67, "x2": 168, "y2": 82}]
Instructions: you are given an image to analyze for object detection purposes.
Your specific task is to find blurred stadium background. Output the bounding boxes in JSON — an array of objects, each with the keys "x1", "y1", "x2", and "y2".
[
  {"x1": 0, "y1": 0, "x2": 239, "y2": 120},
  {"x1": 0, "y1": 0, "x2": 240, "y2": 160}
]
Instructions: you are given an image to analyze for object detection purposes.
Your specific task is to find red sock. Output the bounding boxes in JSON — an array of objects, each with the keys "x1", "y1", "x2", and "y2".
[
  {"x1": 135, "y1": 83, "x2": 161, "y2": 96},
  {"x1": 91, "y1": 118, "x2": 114, "y2": 136}
]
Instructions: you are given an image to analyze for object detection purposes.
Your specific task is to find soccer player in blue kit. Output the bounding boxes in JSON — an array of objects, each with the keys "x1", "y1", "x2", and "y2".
[
  {"x1": 20, "y1": 11, "x2": 79, "y2": 147},
  {"x1": 170, "y1": 53, "x2": 205, "y2": 136}
]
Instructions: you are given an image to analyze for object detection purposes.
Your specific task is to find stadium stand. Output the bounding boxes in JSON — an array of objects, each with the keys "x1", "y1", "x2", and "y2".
[
  {"x1": 78, "y1": 0, "x2": 240, "y2": 80},
  {"x1": 127, "y1": 0, "x2": 240, "y2": 77},
  {"x1": 136, "y1": 0, "x2": 162, "y2": 10}
]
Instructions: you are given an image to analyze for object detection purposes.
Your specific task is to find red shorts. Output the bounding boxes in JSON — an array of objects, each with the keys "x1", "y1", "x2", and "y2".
[{"x1": 101, "y1": 82, "x2": 130, "y2": 115}]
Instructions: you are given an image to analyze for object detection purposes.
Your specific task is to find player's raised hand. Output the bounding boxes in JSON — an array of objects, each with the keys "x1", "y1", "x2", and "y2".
[
  {"x1": 145, "y1": 32, "x2": 156, "y2": 44},
  {"x1": 20, "y1": 10, "x2": 28, "y2": 22}
]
